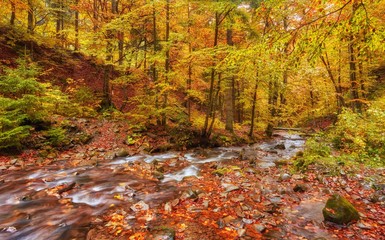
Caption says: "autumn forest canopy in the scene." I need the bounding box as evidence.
[1,0,385,164]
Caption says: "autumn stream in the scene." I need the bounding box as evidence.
[0,131,337,239]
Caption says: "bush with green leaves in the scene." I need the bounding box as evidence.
[296,103,385,169]
[0,59,72,149]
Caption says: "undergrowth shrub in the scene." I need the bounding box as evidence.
[0,59,75,149]
[296,104,385,170]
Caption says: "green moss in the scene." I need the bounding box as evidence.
[322,194,360,224]
[212,166,241,176]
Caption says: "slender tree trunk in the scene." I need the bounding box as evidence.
[118,32,124,65]
[225,28,234,132]
[249,74,259,137]
[101,65,113,108]
[27,0,34,33]
[267,79,279,137]
[186,0,192,122]
[348,0,361,112]
[348,39,360,112]
[93,0,98,32]
[320,53,345,111]
[152,1,160,125]
[56,0,62,41]
[161,0,170,126]
[10,1,16,25]
[202,11,219,138]
[74,0,79,51]
[208,73,222,137]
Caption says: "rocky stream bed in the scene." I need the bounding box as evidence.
[1,130,385,239]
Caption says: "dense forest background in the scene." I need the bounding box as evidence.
[1,0,385,162]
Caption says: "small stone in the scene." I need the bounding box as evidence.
[279,173,291,181]
[242,218,253,224]
[231,195,245,203]
[115,149,129,158]
[217,219,225,228]
[251,194,261,203]
[150,227,175,240]
[164,202,172,213]
[223,215,236,225]
[269,196,281,204]
[10,159,18,165]
[202,200,209,208]
[222,183,240,192]
[253,224,266,233]
[4,226,17,233]
[292,174,303,180]
[131,201,149,212]
[357,221,372,230]
[237,228,246,237]
[8,166,20,171]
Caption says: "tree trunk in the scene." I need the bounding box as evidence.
[186,0,192,122]
[161,0,170,126]
[74,0,79,51]
[27,0,34,33]
[118,32,124,65]
[320,53,345,111]
[348,0,361,112]
[208,73,222,137]
[10,1,16,25]
[101,65,113,108]
[202,11,219,138]
[152,0,160,125]
[249,75,259,137]
[225,28,234,132]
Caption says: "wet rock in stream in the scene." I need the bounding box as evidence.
[322,194,360,225]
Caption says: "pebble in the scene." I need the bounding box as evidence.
[237,228,246,237]
[131,201,149,212]
[253,224,266,233]
[242,218,253,224]
[280,173,291,181]
[357,221,372,230]
[222,183,240,192]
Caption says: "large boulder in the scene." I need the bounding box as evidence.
[322,194,360,224]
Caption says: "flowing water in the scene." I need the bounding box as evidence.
[0,130,306,239]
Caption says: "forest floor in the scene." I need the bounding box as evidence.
[1,117,385,239]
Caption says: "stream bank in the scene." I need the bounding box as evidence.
[1,130,385,239]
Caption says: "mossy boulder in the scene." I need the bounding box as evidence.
[322,194,360,224]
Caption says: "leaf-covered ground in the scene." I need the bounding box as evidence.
[87,157,385,239]
[1,118,385,239]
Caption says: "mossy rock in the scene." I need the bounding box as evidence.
[212,166,241,176]
[212,168,231,176]
[115,148,129,157]
[148,226,175,240]
[322,194,360,224]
